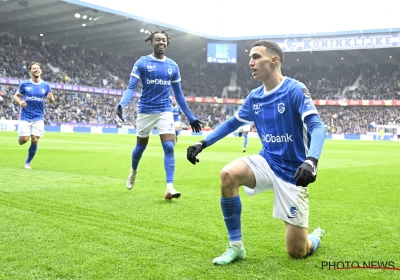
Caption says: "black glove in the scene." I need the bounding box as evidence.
[187,140,206,165]
[190,120,204,133]
[116,104,124,121]
[294,157,318,187]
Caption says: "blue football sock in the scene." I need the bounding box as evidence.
[243,133,248,148]
[220,196,242,242]
[131,143,147,170]
[162,140,175,184]
[26,143,38,163]
[308,234,321,254]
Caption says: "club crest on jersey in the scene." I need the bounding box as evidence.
[167,68,172,75]
[278,103,285,114]
[147,65,156,72]
[301,87,310,98]
[42,89,45,93]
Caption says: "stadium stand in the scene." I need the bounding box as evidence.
[1,22,400,136]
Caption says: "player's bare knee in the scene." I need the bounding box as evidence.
[30,136,40,144]
[220,164,234,178]
[220,166,236,185]
[19,137,28,145]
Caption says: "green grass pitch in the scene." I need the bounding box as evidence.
[0,131,399,279]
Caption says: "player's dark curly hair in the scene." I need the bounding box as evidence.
[145,29,171,46]
[252,40,284,64]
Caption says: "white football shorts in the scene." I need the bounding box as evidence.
[18,120,45,137]
[235,126,244,133]
[243,124,251,132]
[136,112,174,138]
[242,155,309,228]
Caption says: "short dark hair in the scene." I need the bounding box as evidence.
[145,29,171,46]
[28,62,41,70]
[252,40,284,64]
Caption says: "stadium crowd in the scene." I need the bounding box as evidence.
[1,34,400,133]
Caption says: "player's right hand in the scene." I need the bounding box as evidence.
[116,104,124,121]
[187,140,206,165]
[190,119,204,133]
[294,157,318,187]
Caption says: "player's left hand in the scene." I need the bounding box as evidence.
[116,104,124,121]
[190,119,204,133]
[294,157,318,187]
[187,140,206,165]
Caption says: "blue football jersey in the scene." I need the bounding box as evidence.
[18,79,51,121]
[235,77,319,184]
[130,55,181,113]
[172,104,181,122]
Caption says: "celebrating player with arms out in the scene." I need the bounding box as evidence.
[116,29,202,200]
[14,62,55,169]
[187,40,326,265]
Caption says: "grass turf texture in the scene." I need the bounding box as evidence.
[0,131,399,279]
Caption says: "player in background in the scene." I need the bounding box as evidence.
[116,29,202,200]
[171,99,181,143]
[379,128,385,140]
[187,40,326,265]
[13,62,55,169]
[241,122,254,152]
[397,126,400,140]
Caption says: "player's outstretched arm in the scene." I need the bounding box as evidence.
[186,117,244,165]
[118,76,139,108]
[171,82,203,132]
[116,76,139,121]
